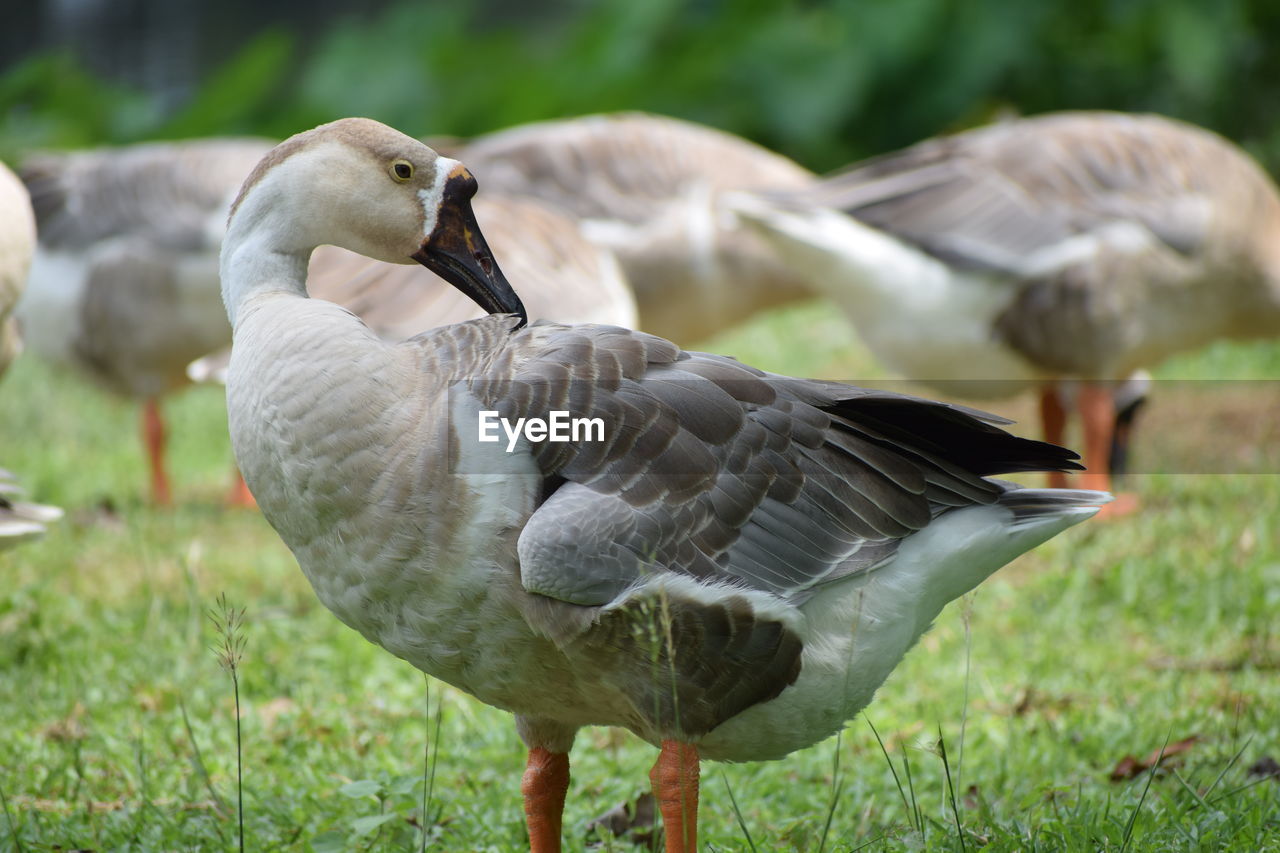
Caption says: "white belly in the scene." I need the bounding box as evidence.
[737,202,1044,398]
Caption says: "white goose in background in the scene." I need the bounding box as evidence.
[460,112,817,345]
[222,118,1109,852]
[17,138,274,505]
[731,111,1280,516]
[0,161,35,379]
[0,160,62,547]
[18,138,635,506]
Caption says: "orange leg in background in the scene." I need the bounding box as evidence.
[142,398,172,507]
[650,740,699,853]
[522,747,570,853]
[1039,385,1071,489]
[1077,384,1140,518]
[227,467,257,509]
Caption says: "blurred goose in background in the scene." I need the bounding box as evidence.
[461,112,817,345]
[17,138,274,505]
[1,161,62,547]
[19,138,635,506]
[0,160,35,380]
[732,111,1280,514]
[222,118,1108,852]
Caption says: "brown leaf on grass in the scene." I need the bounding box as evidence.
[1109,755,1146,782]
[1108,735,1200,781]
[585,791,658,847]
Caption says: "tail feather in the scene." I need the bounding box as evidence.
[0,470,63,551]
[995,484,1111,526]
[825,393,1086,476]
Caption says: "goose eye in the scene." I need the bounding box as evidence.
[391,160,414,182]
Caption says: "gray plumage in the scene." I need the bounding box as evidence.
[23,138,273,251]
[462,112,818,344]
[746,111,1280,381]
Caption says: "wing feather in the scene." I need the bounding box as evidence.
[451,323,1082,607]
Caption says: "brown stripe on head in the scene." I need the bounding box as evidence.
[227,118,433,223]
[227,130,315,224]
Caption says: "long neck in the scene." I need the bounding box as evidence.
[220,217,312,327]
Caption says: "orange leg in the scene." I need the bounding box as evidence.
[227,467,257,509]
[1039,385,1071,489]
[1077,383,1115,493]
[650,740,699,853]
[522,747,570,853]
[1077,384,1140,518]
[142,398,172,507]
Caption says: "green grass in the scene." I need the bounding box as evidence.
[2,299,1278,851]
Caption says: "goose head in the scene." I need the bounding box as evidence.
[221,117,526,325]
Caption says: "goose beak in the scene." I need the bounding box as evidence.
[412,167,528,327]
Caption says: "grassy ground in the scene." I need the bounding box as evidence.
[2,299,1278,851]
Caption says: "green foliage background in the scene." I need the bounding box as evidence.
[3,0,1279,171]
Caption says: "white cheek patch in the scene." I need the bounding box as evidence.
[418,157,462,239]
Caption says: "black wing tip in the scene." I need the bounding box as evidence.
[824,392,1090,478]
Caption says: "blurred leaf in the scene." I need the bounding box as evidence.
[296,5,448,134]
[3,0,1280,175]
[0,52,157,157]
[159,29,295,138]
[1109,735,1201,782]
[387,774,420,797]
[338,779,383,799]
[349,812,399,836]
[308,830,346,853]
[1160,0,1235,103]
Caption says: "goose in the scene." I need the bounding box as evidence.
[1,162,61,547]
[19,139,635,506]
[17,138,275,505]
[461,112,817,345]
[731,111,1280,516]
[222,117,1109,852]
